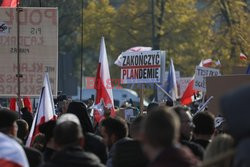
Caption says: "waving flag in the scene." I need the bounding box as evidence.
[240,53,247,60]
[1,0,19,7]
[165,58,178,101]
[114,46,152,67]
[94,37,115,122]
[9,97,32,112]
[181,60,212,105]
[0,132,29,167]
[26,73,56,147]
[202,58,213,67]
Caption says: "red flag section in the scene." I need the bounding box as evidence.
[1,0,19,7]
[94,37,115,122]
[240,53,247,60]
[9,97,32,112]
[181,59,213,105]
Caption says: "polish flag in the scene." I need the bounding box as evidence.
[202,59,213,67]
[94,37,115,122]
[26,73,56,147]
[180,60,211,105]
[114,46,152,67]
[240,53,247,60]
[1,0,19,7]
[0,132,29,167]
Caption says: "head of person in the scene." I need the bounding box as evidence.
[193,111,215,140]
[67,101,94,134]
[0,108,18,137]
[39,120,56,147]
[16,119,29,142]
[130,116,145,141]
[100,117,128,149]
[54,113,84,150]
[146,102,159,115]
[172,106,194,141]
[203,134,234,167]
[142,107,180,160]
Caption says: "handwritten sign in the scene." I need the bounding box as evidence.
[194,66,220,92]
[120,50,165,84]
[0,8,58,97]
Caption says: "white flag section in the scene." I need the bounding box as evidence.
[94,37,115,120]
[0,133,29,167]
[115,46,152,67]
[26,73,56,147]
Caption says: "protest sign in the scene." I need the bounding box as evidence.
[120,50,165,84]
[194,66,220,92]
[0,7,58,97]
[206,75,250,115]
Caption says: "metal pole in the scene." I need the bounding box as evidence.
[16,6,23,117]
[80,0,84,100]
[39,0,42,7]
[151,0,155,49]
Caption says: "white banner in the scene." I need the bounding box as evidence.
[0,7,58,97]
[194,66,220,92]
[120,50,165,84]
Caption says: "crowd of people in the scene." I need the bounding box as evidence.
[1,85,250,167]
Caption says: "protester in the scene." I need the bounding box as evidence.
[130,115,145,141]
[0,108,43,167]
[146,102,159,114]
[67,101,107,164]
[100,117,129,167]
[220,85,250,167]
[16,119,29,144]
[39,120,57,161]
[41,113,104,167]
[21,107,33,131]
[203,134,234,167]
[112,139,149,167]
[192,111,215,149]
[172,106,204,160]
[142,106,199,167]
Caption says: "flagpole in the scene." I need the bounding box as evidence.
[80,0,84,101]
[16,4,23,117]
[139,84,144,114]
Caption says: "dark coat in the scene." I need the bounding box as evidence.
[41,146,105,167]
[148,145,199,167]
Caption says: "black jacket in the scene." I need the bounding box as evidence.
[41,146,105,167]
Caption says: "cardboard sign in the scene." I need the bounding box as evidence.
[194,66,220,92]
[206,75,250,115]
[120,50,165,84]
[0,8,58,97]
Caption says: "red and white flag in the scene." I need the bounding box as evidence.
[114,46,152,67]
[240,53,247,60]
[0,132,29,167]
[94,37,115,122]
[1,0,19,7]
[180,60,211,105]
[202,58,213,67]
[26,73,56,147]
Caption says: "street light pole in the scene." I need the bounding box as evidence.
[16,5,23,117]
[80,0,84,101]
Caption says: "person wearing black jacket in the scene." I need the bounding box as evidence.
[41,113,104,167]
[67,101,107,164]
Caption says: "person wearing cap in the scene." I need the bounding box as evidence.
[0,108,43,167]
[41,113,104,167]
